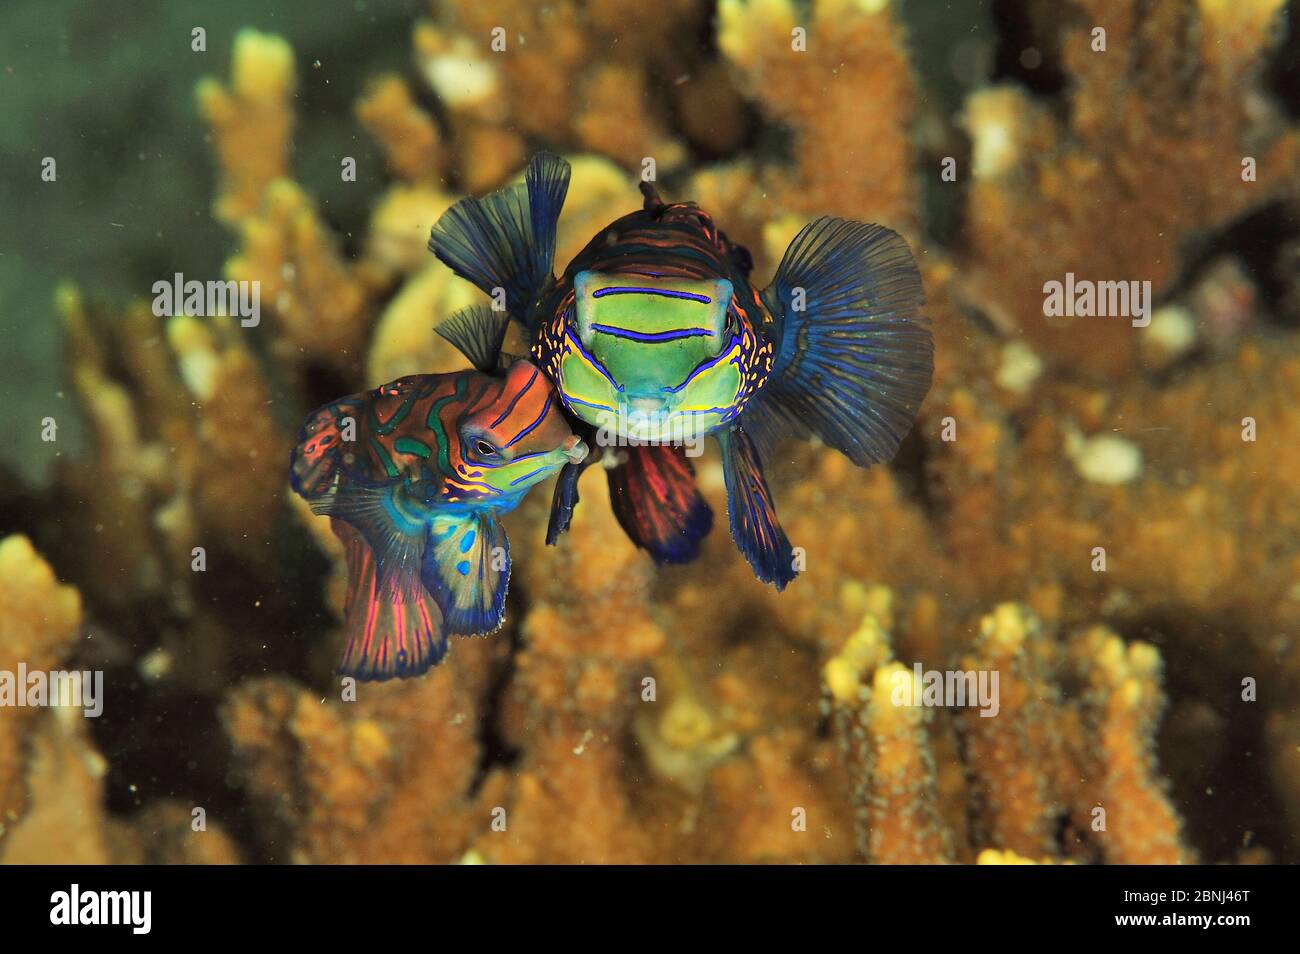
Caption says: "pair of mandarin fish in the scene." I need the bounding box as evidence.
[289,154,933,680]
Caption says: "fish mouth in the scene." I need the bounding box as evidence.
[621,394,672,432]
[624,394,667,415]
[562,437,588,465]
[626,393,666,410]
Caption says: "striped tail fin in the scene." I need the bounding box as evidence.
[332,519,448,681]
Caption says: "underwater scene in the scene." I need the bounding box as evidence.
[2,0,1299,871]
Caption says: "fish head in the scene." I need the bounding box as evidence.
[455,359,586,498]
[557,271,746,444]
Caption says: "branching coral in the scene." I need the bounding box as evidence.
[59,288,287,595]
[718,0,918,230]
[224,655,498,864]
[196,31,297,226]
[2,712,113,864]
[413,0,702,184]
[0,530,239,865]
[200,32,395,373]
[823,597,1191,863]
[1071,625,1192,864]
[824,601,955,862]
[961,0,1300,377]
[355,74,444,185]
[9,0,1300,867]
[956,604,1072,859]
[166,315,282,555]
[223,179,376,371]
[465,477,667,864]
[225,479,665,865]
[0,536,83,848]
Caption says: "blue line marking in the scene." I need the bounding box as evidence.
[505,393,552,448]
[508,466,549,486]
[565,328,623,392]
[591,286,712,304]
[489,368,538,428]
[662,334,742,393]
[564,395,617,412]
[591,324,715,343]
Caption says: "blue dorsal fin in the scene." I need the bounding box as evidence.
[421,511,510,636]
[427,152,571,329]
[750,217,932,467]
[716,427,797,590]
[436,305,510,373]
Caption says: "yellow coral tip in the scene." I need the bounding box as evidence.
[824,658,860,702]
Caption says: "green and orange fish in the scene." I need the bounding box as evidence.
[289,358,586,680]
[428,153,933,589]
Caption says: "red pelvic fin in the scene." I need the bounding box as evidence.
[607,444,713,564]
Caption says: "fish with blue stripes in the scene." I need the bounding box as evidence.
[289,356,586,680]
[427,153,932,590]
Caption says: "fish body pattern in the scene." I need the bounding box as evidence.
[289,360,585,680]
[428,154,932,590]
[534,201,771,445]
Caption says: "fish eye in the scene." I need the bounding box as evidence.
[473,439,497,457]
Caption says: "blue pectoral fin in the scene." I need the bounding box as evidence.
[421,512,511,636]
[545,421,597,547]
[754,217,932,467]
[427,152,571,329]
[545,458,587,546]
[717,428,797,590]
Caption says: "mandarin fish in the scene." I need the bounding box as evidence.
[427,153,932,590]
[289,359,586,680]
